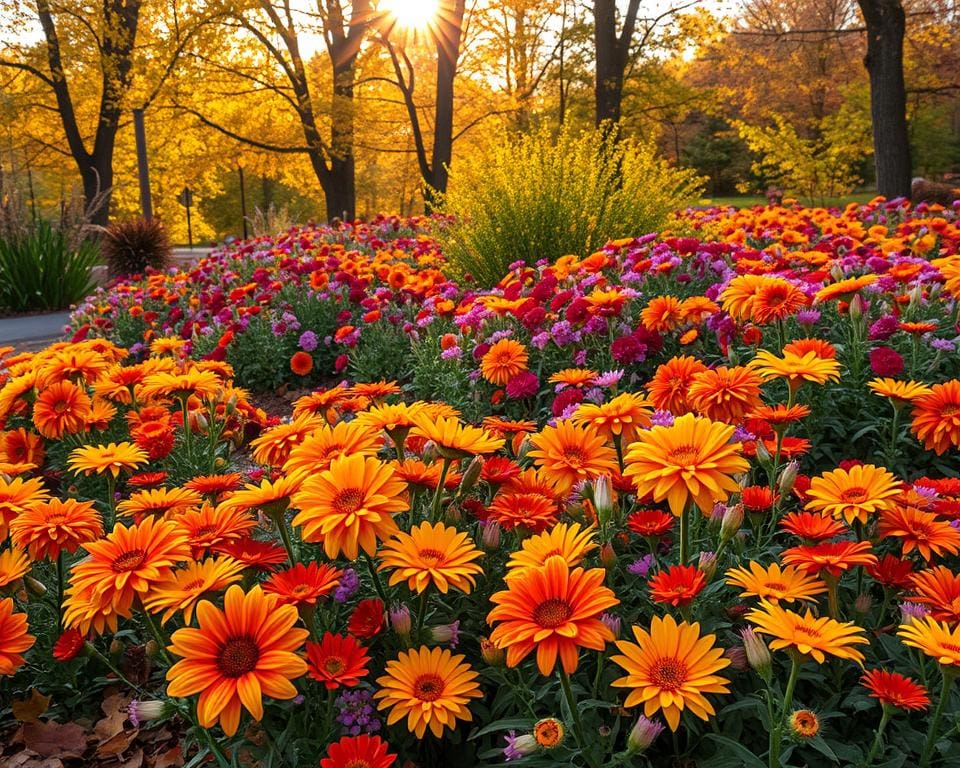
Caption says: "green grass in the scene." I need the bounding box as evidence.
[698,192,878,208]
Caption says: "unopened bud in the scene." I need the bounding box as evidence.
[599,542,617,569]
[778,461,800,497]
[427,620,460,648]
[725,645,748,671]
[109,638,124,658]
[421,441,437,464]
[908,282,923,311]
[600,612,621,639]
[627,715,665,754]
[854,593,872,618]
[457,457,484,497]
[740,627,772,682]
[225,394,238,416]
[755,439,772,466]
[719,504,744,544]
[515,435,533,462]
[698,552,717,580]
[849,293,864,321]
[24,576,47,597]
[480,636,505,666]
[593,476,613,526]
[480,521,501,551]
[127,699,172,727]
[389,603,411,638]
[830,263,844,282]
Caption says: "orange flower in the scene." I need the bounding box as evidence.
[504,522,597,572]
[750,279,809,324]
[290,351,314,376]
[861,669,929,711]
[640,296,684,333]
[166,585,308,736]
[306,632,370,690]
[0,475,49,541]
[488,492,558,533]
[410,416,504,459]
[480,339,529,386]
[9,498,103,561]
[184,473,244,499]
[33,380,93,439]
[648,565,706,606]
[746,599,868,664]
[623,413,749,516]
[878,506,960,562]
[68,442,149,479]
[779,511,847,541]
[814,274,877,303]
[263,562,343,606]
[0,428,44,467]
[320,735,396,768]
[686,366,763,424]
[527,420,618,495]
[177,502,257,558]
[378,522,483,594]
[627,508,674,537]
[143,556,245,624]
[548,369,599,389]
[487,556,618,676]
[572,392,653,445]
[910,380,960,455]
[0,597,35,676]
[725,561,827,604]
[781,540,877,577]
[283,421,383,474]
[645,356,708,415]
[749,350,841,392]
[116,487,202,519]
[909,566,960,623]
[804,464,901,525]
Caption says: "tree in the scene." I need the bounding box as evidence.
[857,0,912,197]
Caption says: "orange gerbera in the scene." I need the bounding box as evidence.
[9,498,103,561]
[504,522,597,572]
[250,413,326,467]
[378,522,483,594]
[487,555,618,676]
[263,562,343,606]
[68,442,149,479]
[783,339,837,360]
[527,420,618,495]
[749,350,841,392]
[746,599,868,664]
[390,459,462,492]
[646,356,708,415]
[63,516,191,634]
[611,614,730,731]
[290,351,314,376]
[220,472,305,518]
[779,511,847,541]
[480,339,529,386]
[0,428,44,467]
[749,404,811,426]
[320,735,397,768]
[686,366,763,424]
[184,473,244,499]
[166,585,308,736]
[910,380,960,455]
[0,475,49,541]
[0,548,30,588]
[750,279,809,324]
[177,502,257,558]
[861,669,929,711]
[878,506,960,562]
[640,295,684,333]
[374,646,482,738]
[897,616,960,667]
[548,369,598,389]
[116,487,203,519]
[291,454,408,560]
[410,416,504,460]
[648,565,707,607]
[488,492,558,533]
[781,540,877,577]
[627,508,674,537]
[349,380,401,400]
[33,380,93,439]
[572,392,653,445]
[804,464,901,525]
[725,561,827,604]
[143,556,246,624]
[0,597,35,676]
[867,378,933,407]
[720,274,778,321]
[139,369,221,402]
[623,413,749,517]
[307,632,370,690]
[909,566,960,623]
[814,274,877,303]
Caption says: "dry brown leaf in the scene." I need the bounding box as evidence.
[116,748,144,768]
[0,754,64,768]
[20,721,87,759]
[95,728,138,758]
[11,690,51,723]
[149,746,183,768]
[94,693,131,742]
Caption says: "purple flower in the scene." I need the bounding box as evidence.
[441,346,463,361]
[795,309,821,326]
[335,689,381,736]
[650,410,675,427]
[333,568,359,603]
[298,330,319,351]
[931,338,955,352]
[627,554,655,577]
[506,371,539,399]
[869,315,899,341]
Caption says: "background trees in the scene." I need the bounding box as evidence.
[0,0,957,240]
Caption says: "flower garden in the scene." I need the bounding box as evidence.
[3,198,960,767]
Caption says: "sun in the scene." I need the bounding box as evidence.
[380,0,440,31]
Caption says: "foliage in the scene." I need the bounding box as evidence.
[437,123,704,286]
[99,218,172,279]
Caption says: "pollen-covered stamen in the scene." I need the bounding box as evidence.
[413,673,445,702]
[217,635,260,678]
[533,598,573,628]
[111,549,147,573]
[650,657,688,691]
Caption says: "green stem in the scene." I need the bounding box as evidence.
[770,654,801,768]
[558,667,599,768]
[592,650,604,700]
[679,503,690,566]
[363,552,389,604]
[56,551,66,625]
[613,433,624,475]
[919,671,954,768]
[429,457,452,522]
[863,706,892,768]
[179,395,193,464]
[104,474,117,530]
[197,718,233,768]
[141,609,173,665]
[824,572,840,619]
[415,587,430,635]
[88,644,145,695]
[887,405,901,469]
[271,508,297,564]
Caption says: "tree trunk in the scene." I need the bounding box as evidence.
[858,0,912,198]
[427,0,466,202]
[326,56,358,220]
[593,0,623,125]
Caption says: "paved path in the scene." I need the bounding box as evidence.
[0,310,71,352]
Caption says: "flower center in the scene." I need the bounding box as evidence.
[332,488,364,516]
[183,579,206,591]
[54,400,71,414]
[650,657,688,691]
[217,635,260,678]
[840,487,869,504]
[344,759,371,768]
[413,673,445,702]
[112,549,146,573]
[291,583,314,596]
[941,404,960,417]
[324,656,346,675]
[562,447,586,468]
[195,524,219,537]
[667,445,699,466]
[795,624,822,639]
[533,598,573,628]
[764,581,788,592]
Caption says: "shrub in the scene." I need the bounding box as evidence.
[100,217,172,278]
[0,221,98,312]
[437,123,703,286]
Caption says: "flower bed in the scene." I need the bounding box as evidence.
[1,198,959,766]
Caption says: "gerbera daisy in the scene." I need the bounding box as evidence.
[781,540,877,577]
[527,420,618,495]
[572,392,653,445]
[720,274,778,321]
[52,627,87,662]
[128,471,169,489]
[216,538,288,570]
[627,509,674,537]
[116,487,203,519]
[263,562,343,606]
[749,350,841,392]
[68,442,149,479]
[803,464,901,525]
[0,475,49,541]
[749,404,811,426]
[307,632,371,689]
[479,456,522,486]
[482,417,538,436]
[741,486,778,515]
[374,645,482,738]
[0,548,30,588]
[250,413,326,467]
[640,295,684,333]
[611,614,730,731]
[284,421,384,475]
[488,492,558,533]
[648,565,707,607]
[349,598,385,639]
[779,511,847,541]
[166,585,308,736]
[878,506,960,561]
[813,274,877,303]
[480,339,529,386]
[868,378,933,407]
[139,369,221,402]
[750,279,809,324]
[0,597,35,676]
[220,472,306,518]
[9,498,103,561]
[897,615,960,667]
[131,420,174,461]
[0,427,44,467]
[32,380,93,440]
[725,561,827,604]
[783,339,837,360]
[487,555,618,676]
[292,454,408,560]
[548,369,599,389]
[183,473,243,499]
[410,416,504,460]
[623,413,749,517]
[390,459,462,492]
[686,366,764,424]
[909,566,960,623]
[63,516,191,635]
[143,556,245,624]
[320,734,397,768]
[866,554,916,591]
[178,502,257,558]
[861,669,929,711]
[910,380,960,455]
[746,600,868,664]
[290,351,314,376]
[645,356,708,415]
[354,403,424,456]
[504,522,597,572]
[378,522,483,595]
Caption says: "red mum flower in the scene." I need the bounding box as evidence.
[52,628,87,661]
[320,735,397,768]
[627,509,674,537]
[306,633,371,690]
[866,554,916,590]
[348,598,385,639]
[861,669,929,711]
[648,565,706,606]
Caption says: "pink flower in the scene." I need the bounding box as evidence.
[870,346,904,376]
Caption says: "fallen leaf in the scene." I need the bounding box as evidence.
[94,693,131,742]
[11,690,51,723]
[21,721,86,759]
[116,749,144,768]
[150,746,183,768]
[95,728,138,758]
[0,754,64,768]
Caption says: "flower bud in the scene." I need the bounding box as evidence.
[593,476,613,526]
[849,293,864,321]
[778,461,800,497]
[389,603,412,638]
[709,502,726,529]
[533,718,565,750]
[421,441,437,464]
[109,638,124,658]
[127,699,173,727]
[789,709,820,741]
[627,715,665,754]
[24,576,47,597]
[899,601,927,625]
[480,636,505,666]
[830,263,844,283]
[599,542,617,569]
[854,593,872,618]
[458,456,484,497]
[719,503,744,544]
[754,439,772,466]
[480,521,501,551]
[194,411,209,433]
[145,640,160,659]
[698,551,717,580]
[740,627,772,683]
[725,646,748,671]
[600,612,621,639]
[503,732,537,761]
[427,620,461,648]
[515,435,532,462]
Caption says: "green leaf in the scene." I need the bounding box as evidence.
[469,717,535,740]
[705,734,767,768]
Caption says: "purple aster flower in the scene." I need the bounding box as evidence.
[627,554,655,577]
[333,568,359,603]
[298,330,319,352]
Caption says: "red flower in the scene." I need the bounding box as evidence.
[627,509,674,537]
[870,347,904,377]
[320,735,397,768]
[861,669,929,711]
[648,565,706,606]
[306,633,371,690]
[348,598,385,639]
[53,628,87,661]
[866,554,915,590]
[741,486,778,514]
